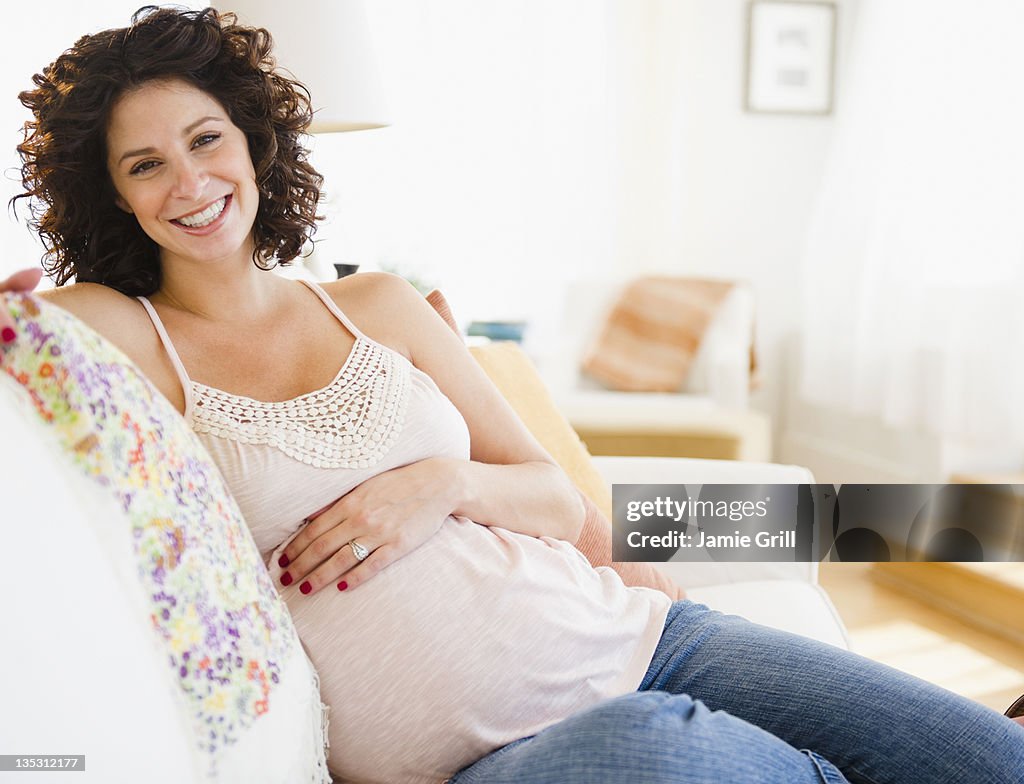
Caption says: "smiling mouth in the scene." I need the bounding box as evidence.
[172,195,229,228]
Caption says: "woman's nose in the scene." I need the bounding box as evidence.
[171,159,208,201]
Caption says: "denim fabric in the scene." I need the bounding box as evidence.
[452,600,1024,783]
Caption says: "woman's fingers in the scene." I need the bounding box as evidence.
[332,545,394,592]
[279,518,354,588]
[278,506,410,596]
[283,528,391,596]
[278,500,388,593]
[2,268,43,291]
[299,542,394,596]
[292,537,363,595]
[277,462,452,595]
[277,499,348,570]
[0,268,44,344]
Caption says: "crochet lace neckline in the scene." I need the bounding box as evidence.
[190,337,410,470]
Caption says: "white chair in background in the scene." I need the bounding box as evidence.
[536,279,771,462]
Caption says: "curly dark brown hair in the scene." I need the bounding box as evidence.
[12,5,324,296]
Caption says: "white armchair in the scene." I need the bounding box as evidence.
[535,279,771,462]
[540,279,757,409]
[592,455,850,649]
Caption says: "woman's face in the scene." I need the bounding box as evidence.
[106,79,261,271]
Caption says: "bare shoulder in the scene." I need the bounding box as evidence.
[320,272,444,358]
[320,271,424,317]
[37,282,162,361]
[38,282,137,324]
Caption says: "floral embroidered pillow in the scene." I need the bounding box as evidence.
[0,294,330,783]
[1,377,206,781]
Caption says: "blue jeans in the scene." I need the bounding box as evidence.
[451,601,1024,783]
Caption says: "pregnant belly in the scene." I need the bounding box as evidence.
[270,517,667,784]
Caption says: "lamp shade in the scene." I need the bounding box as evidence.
[222,0,390,132]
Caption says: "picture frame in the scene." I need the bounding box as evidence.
[745,0,837,115]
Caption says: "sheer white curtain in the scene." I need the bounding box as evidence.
[799,0,1024,448]
[309,0,620,333]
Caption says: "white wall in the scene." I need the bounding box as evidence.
[307,0,862,461]
[614,1,1016,482]
[607,0,859,455]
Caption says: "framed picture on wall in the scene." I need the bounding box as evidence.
[745,0,837,115]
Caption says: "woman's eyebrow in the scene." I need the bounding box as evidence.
[183,115,224,134]
[117,116,225,165]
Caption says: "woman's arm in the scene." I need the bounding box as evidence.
[389,276,585,539]
[278,273,585,595]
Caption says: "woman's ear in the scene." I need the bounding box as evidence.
[115,196,134,215]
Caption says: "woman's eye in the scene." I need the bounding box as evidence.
[129,160,159,176]
[193,132,220,148]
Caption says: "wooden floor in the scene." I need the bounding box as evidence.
[819,562,1024,713]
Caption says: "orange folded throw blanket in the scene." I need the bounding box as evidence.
[582,276,750,393]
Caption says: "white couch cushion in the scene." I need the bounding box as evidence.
[1,381,202,782]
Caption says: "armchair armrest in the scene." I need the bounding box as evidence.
[590,455,819,588]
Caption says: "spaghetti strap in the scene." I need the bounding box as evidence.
[298,279,369,341]
[137,296,196,423]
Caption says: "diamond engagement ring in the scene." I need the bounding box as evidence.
[349,539,370,562]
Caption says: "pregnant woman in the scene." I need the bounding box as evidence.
[7,7,1022,783]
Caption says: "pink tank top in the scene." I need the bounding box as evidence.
[138,280,671,784]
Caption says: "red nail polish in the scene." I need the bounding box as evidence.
[299,581,312,595]
[280,571,293,586]
[1,327,15,344]
[337,581,348,591]
[278,553,290,568]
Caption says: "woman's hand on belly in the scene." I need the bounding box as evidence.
[277,457,463,595]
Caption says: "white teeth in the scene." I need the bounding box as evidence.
[177,197,227,227]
